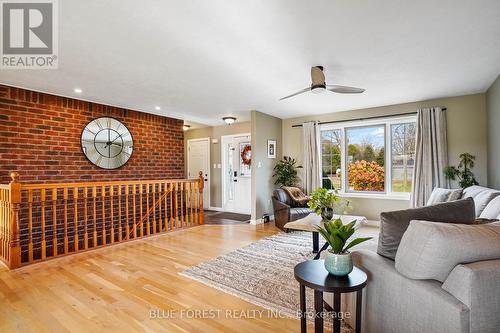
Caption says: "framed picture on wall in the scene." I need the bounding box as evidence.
[267,139,276,159]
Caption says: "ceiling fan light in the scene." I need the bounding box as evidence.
[222,116,237,125]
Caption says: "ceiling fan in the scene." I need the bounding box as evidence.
[279,66,365,100]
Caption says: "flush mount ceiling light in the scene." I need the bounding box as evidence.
[183,124,191,131]
[222,116,237,125]
[155,106,161,111]
[74,88,82,94]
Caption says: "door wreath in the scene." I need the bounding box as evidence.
[241,144,252,166]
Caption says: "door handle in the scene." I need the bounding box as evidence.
[233,179,238,182]
[204,179,208,181]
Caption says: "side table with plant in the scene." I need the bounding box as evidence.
[317,219,372,276]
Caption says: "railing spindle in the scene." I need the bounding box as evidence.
[92,187,97,248]
[110,186,114,244]
[83,187,88,250]
[63,188,68,254]
[28,189,33,262]
[146,184,150,236]
[152,183,157,234]
[101,186,106,245]
[133,184,137,239]
[52,188,58,257]
[125,185,130,240]
[73,187,79,252]
[40,189,46,260]
[118,185,122,242]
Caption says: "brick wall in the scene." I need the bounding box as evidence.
[0,84,185,184]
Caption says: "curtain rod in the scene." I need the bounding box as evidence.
[291,108,447,128]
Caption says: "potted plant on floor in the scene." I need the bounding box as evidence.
[272,156,302,187]
[317,218,372,276]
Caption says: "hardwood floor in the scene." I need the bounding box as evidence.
[0,222,308,333]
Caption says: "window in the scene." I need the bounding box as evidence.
[346,125,385,192]
[320,116,416,198]
[320,129,342,190]
[391,123,416,193]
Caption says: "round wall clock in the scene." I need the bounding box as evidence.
[81,117,133,169]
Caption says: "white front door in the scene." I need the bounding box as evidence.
[187,138,210,209]
[222,134,251,214]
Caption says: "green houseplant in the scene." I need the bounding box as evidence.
[317,218,373,276]
[272,156,302,187]
[444,153,479,189]
[307,188,351,220]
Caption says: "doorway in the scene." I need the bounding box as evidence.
[187,138,210,209]
[221,133,252,214]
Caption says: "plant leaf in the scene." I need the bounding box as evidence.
[343,237,373,252]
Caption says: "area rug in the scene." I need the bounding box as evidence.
[180,231,377,332]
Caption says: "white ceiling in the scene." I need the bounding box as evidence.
[1,0,500,126]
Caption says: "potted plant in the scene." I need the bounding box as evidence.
[317,218,372,276]
[272,156,302,187]
[444,153,479,189]
[307,188,347,220]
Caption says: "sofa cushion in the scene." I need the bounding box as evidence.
[426,188,463,205]
[377,198,476,260]
[395,220,500,282]
[479,195,500,220]
[462,185,500,217]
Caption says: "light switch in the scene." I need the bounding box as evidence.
[258,162,262,168]
[213,164,217,169]
[217,164,221,169]
[212,138,219,144]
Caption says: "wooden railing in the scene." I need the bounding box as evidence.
[0,172,204,269]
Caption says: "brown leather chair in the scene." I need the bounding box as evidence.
[272,188,313,230]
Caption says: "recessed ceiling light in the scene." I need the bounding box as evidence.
[74,88,82,94]
[155,106,161,111]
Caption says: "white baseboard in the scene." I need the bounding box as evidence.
[207,206,224,212]
[250,219,264,225]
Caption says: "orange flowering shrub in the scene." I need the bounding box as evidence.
[348,160,385,191]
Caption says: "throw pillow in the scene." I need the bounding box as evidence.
[395,220,500,282]
[377,198,476,260]
[479,196,500,220]
[426,188,463,206]
[462,186,500,216]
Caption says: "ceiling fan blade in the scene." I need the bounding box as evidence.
[279,87,311,100]
[311,66,325,86]
[327,85,365,94]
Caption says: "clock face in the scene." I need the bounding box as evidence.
[81,117,133,169]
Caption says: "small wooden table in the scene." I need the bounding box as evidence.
[284,214,367,259]
[294,260,367,333]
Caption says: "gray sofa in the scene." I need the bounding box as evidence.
[350,186,500,333]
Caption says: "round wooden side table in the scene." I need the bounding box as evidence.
[294,260,367,333]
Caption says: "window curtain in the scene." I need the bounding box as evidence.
[302,121,321,194]
[411,107,448,207]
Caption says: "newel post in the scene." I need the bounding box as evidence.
[198,171,204,225]
[8,172,21,269]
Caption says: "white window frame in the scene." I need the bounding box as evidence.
[320,115,416,200]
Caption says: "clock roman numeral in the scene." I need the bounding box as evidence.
[95,119,103,130]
